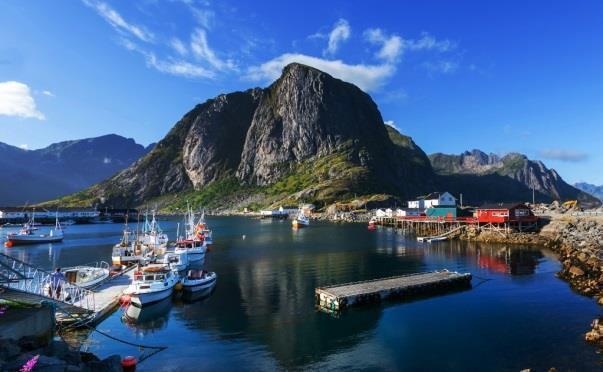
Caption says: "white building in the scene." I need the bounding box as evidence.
[408,192,457,209]
[395,208,421,217]
[0,208,26,219]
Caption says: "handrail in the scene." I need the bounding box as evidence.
[0,252,96,312]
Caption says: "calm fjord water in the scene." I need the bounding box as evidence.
[2,217,601,371]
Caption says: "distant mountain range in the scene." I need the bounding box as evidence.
[41,63,600,210]
[429,150,600,207]
[574,182,603,201]
[0,135,153,205]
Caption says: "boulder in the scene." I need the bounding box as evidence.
[569,266,585,277]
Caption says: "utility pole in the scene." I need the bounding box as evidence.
[531,168,535,205]
[460,193,463,208]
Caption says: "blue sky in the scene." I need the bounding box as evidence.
[1,0,602,184]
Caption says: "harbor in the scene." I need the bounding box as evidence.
[1,216,601,370]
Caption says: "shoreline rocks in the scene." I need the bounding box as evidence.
[0,336,121,371]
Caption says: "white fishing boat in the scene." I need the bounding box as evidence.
[292,210,309,228]
[181,269,217,293]
[55,262,110,289]
[174,239,206,262]
[123,265,179,307]
[62,219,76,226]
[173,206,207,262]
[162,251,188,271]
[111,225,149,266]
[139,211,169,251]
[6,215,64,246]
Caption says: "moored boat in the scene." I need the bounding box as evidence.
[57,262,110,289]
[292,210,310,228]
[162,251,188,271]
[6,215,64,246]
[181,269,217,292]
[174,239,206,262]
[123,265,179,307]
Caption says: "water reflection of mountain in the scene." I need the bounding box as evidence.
[173,248,425,369]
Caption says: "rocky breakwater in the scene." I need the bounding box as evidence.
[540,216,603,346]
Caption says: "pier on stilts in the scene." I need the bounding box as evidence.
[316,270,472,312]
[0,252,135,327]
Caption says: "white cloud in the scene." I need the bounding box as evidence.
[0,81,45,120]
[170,38,188,56]
[422,60,459,74]
[41,90,55,97]
[324,19,351,56]
[538,149,589,162]
[246,53,394,92]
[364,29,403,63]
[364,29,454,63]
[19,144,29,150]
[103,157,111,164]
[83,0,154,43]
[121,39,214,79]
[190,28,236,71]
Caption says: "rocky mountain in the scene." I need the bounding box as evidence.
[58,63,434,209]
[574,182,603,201]
[430,150,600,207]
[53,64,600,211]
[0,135,151,205]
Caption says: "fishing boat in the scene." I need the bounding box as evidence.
[123,265,179,307]
[194,210,213,246]
[61,219,76,226]
[111,225,149,266]
[162,251,188,271]
[181,269,217,293]
[292,210,310,228]
[6,216,64,246]
[138,211,169,251]
[173,206,207,262]
[46,262,110,292]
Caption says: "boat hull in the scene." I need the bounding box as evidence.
[182,276,217,292]
[7,235,64,245]
[129,286,174,307]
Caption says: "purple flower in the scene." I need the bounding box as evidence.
[0,305,8,316]
[20,354,39,372]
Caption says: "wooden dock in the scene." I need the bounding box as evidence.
[315,270,472,312]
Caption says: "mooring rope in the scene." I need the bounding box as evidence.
[54,302,167,364]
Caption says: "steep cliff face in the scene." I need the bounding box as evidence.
[58,63,434,208]
[430,150,601,207]
[183,89,262,187]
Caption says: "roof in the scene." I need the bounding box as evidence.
[426,205,458,210]
[479,203,529,210]
[412,192,455,200]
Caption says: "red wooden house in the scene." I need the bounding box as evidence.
[476,203,537,224]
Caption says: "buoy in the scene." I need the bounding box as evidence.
[121,356,137,372]
[4,241,13,248]
[174,282,183,291]
[119,294,131,307]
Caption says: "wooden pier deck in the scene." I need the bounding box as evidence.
[85,266,136,324]
[316,270,472,312]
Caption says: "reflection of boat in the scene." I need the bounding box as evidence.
[123,265,179,307]
[182,269,216,292]
[6,215,64,245]
[123,296,172,328]
[292,210,309,228]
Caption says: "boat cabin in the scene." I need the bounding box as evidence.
[176,239,204,248]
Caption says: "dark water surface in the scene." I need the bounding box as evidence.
[2,217,601,371]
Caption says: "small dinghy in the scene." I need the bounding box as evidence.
[63,262,110,288]
[123,265,179,307]
[162,251,188,272]
[181,269,217,293]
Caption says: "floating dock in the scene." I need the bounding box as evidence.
[315,270,472,312]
